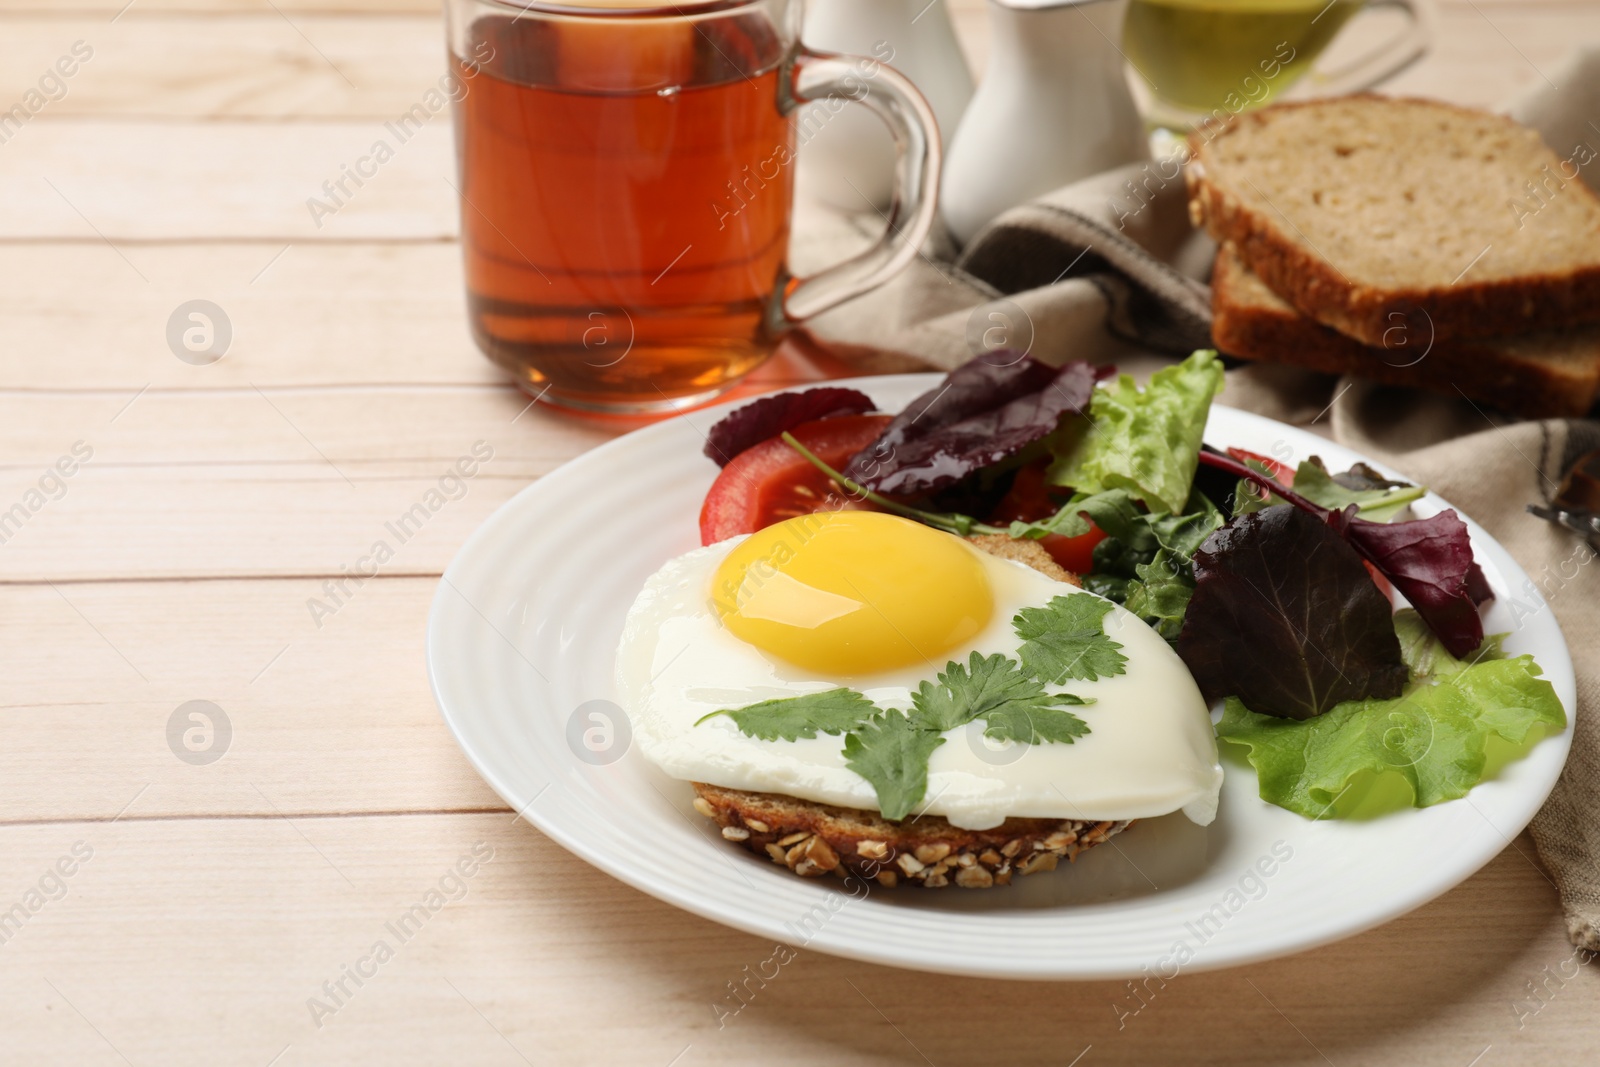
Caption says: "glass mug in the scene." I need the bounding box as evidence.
[1122,0,1435,130]
[444,0,941,414]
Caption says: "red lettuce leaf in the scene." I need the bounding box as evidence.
[1328,507,1485,658]
[1465,562,1494,606]
[703,387,876,466]
[1176,505,1408,719]
[843,354,1108,495]
[1197,449,1486,658]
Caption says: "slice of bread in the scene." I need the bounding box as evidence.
[692,782,1128,890]
[1188,96,1600,345]
[1211,244,1600,418]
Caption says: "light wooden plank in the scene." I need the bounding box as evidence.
[0,813,1585,1065]
[0,242,501,390]
[0,15,447,119]
[0,197,869,389]
[0,121,455,239]
[0,577,507,821]
[0,387,600,580]
[0,2,442,11]
[0,335,857,581]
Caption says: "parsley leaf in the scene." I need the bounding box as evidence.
[911,651,1091,739]
[842,711,945,821]
[1012,593,1128,683]
[695,688,878,741]
[982,703,1090,745]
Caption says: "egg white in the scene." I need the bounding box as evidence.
[615,536,1223,831]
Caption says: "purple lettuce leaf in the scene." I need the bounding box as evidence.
[702,387,876,466]
[1329,507,1486,658]
[843,354,1108,495]
[1197,450,1486,659]
[1176,505,1409,719]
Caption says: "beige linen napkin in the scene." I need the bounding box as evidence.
[803,53,1600,950]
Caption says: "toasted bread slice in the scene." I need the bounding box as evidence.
[1188,96,1600,345]
[1211,244,1600,418]
[692,782,1128,889]
[968,533,1081,585]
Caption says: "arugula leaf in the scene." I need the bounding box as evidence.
[1009,487,1144,542]
[1013,593,1128,683]
[1047,349,1225,514]
[910,651,1091,733]
[1292,458,1425,523]
[842,712,946,821]
[1123,549,1194,642]
[1216,653,1565,818]
[983,703,1090,745]
[696,688,878,741]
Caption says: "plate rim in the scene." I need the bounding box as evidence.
[427,373,1575,980]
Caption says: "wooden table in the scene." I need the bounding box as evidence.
[0,0,1594,1062]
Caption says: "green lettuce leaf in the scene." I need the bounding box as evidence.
[1047,349,1225,514]
[1216,653,1565,818]
[1394,608,1507,678]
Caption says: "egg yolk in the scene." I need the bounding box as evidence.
[711,512,993,675]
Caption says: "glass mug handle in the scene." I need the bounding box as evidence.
[1303,0,1437,96]
[777,48,942,325]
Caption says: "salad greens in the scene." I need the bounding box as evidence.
[1216,614,1564,817]
[703,386,874,466]
[1176,505,1408,719]
[1291,457,1426,522]
[698,593,1121,821]
[708,347,1564,820]
[842,356,1106,496]
[1234,456,1425,521]
[1046,349,1225,515]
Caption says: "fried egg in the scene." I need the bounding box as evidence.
[615,512,1222,830]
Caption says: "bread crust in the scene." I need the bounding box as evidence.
[1188,95,1600,345]
[692,782,1129,890]
[1210,245,1600,418]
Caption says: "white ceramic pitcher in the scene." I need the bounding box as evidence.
[942,0,1148,246]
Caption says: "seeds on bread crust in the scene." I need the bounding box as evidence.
[691,782,1130,890]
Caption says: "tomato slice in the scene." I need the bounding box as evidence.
[987,460,1106,574]
[699,414,893,545]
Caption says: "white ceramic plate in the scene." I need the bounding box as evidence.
[427,375,1574,980]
